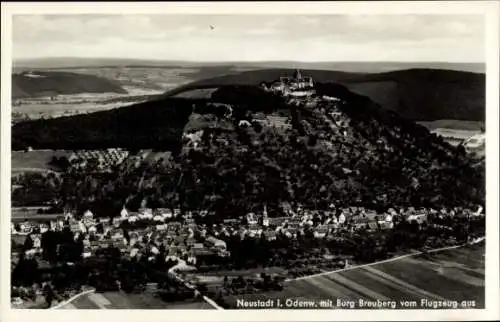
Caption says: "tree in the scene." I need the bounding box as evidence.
[23,235,34,251]
[43,283,55,308]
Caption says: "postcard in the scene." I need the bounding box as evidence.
[1,1,499,322]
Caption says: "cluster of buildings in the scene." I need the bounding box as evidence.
[204,203,485,243]
[11,207,230,268]
[12,201,484,271]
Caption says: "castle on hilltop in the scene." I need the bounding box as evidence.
[263,69,315,98]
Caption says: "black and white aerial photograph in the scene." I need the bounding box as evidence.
[1,2,499,321]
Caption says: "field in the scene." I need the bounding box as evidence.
[56,291,215,309]
[11,66,197,120]
[222,242,485,309]
[11,150,71,172]
[417,120,485,131]
[429,128,481,146]
[172,87,219,99]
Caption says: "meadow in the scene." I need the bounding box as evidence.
[11,150,71,170]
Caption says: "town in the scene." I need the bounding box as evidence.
[10,70,487,309]
[12,197,485,308]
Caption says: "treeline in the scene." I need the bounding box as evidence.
[12,71,127,99]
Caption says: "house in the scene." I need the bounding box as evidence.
[130,248,140,258]
[128,215,139,223]
[152,215,165,222]
[187,255,197,265]
[49,221,58,231]
[25,234,41,249]
[145,283,158,292]
[223,218,239,225]
[83,209,93,219]
[191,248,213,257]
[379,221,394,230]
[169,246,182,256]
[323,95,341,102]
[98,217,110,224]
[167,223,181,234]
[264,231,277,241]
[70,223,80,232]
[248,223,260,233]
[156,224,168,231]
[139,213,153,220]
[353,219,371,230]
[407,214,428,224]
[367,222,379,231]
[120,208,129,219]
[268,217,287,226]
[246,213,258,225]
[157,208,173,218]
[314,226,329,238]
[174,235,186,245]
[19,222,33,235]
[139,207,153,216]
[82,247,93,258]
[192,243,204,249]
[186,238,196,246]
[205,236,226,250]
[111,229,124,240]
[39,224,49,234]
[150,245,160,255]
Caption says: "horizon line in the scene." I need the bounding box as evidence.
[13,57,486,64]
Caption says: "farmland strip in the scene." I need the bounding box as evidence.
[362,265,447,301]
[359,267,436,301]
[71,295,101,309]
[339,269,418,301]
[88,293,111,309]
[307,274,367,300]
[327,273,391,301]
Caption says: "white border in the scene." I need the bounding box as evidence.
[1,2,499,322]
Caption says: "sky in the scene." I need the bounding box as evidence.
[12,14,485,62]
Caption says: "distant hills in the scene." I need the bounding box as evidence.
[12,71,127,99]
[168,68,485,122]
[13,57,485,73]
[10,61,485,122]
